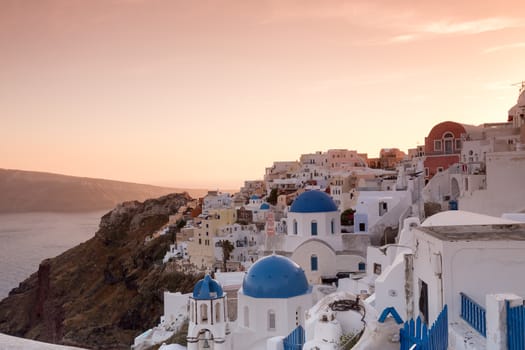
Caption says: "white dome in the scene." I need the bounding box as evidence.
[422,210,519,227]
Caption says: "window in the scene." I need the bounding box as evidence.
[379,201,388,216]
[373,263,382,275]
[437,167,444,172]
[311,221,318,236]
[455,139,461,150]
[359,223,366,232]
[331,219,335,234]
[434,140,442,151]
[424,168,429,177]
[215,302,221,322]
[198,238,202,244]
[444,139,453,154]
[244,306,249,328]
[311,255,318,271]
[443,132,454,154]
[419,280,429,324]
[200,304,208,322]
[293,220,298,235]
[358,262,366,271]
[268,310,276,331]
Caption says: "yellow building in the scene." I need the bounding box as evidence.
[187,208,237,269]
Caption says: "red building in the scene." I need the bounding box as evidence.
[423,121,479,181]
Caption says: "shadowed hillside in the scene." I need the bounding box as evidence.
[0,169,209,213]
[0,193,203,349]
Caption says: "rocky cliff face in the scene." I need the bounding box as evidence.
[0,193,202,349]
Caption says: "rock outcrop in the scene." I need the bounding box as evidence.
[0,193,202,349]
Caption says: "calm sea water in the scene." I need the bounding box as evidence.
[0,211,107,299]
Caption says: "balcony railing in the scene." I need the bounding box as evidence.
[460,292,486,337]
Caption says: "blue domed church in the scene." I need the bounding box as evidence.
[267,190,367,284]
[187,275,230,350]
[235,254,313,349]
[187,255,314,350]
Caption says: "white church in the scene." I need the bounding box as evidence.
[267,190,369,284]
[185,254,315,350]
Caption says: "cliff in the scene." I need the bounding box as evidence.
[0,169,209,213]
[0,193,202,349]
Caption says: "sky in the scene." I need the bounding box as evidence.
[1,0,525,190]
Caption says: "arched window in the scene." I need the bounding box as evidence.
[215,302,221,322]
[443,132,454,154]
[200,303,208,323]
[293,220,298,235]
[311,221,318,236]
[244,306,249,328]
[268,310,276,331]
[331,219,335,234]
[311,255,318,271]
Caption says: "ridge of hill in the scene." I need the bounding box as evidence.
[0,193,202,349]
[0,169,209,213]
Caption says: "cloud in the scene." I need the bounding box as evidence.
[389,34,420,43]
[387,17,525,44]
[483,42,525,53]
[262,1,525,46]
[422,17,525,35]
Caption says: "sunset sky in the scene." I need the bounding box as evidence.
[1,0,525,190]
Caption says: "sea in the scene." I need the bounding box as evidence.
[0,211,107,299]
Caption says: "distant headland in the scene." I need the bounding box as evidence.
[0,168,209,213]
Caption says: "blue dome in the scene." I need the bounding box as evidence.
[260,203,270,210]
[242,255,310,298]
[250,195,260,200]
[290,190,338,213]
[192,275,224,300]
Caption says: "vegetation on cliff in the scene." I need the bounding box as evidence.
[0,193,202,349]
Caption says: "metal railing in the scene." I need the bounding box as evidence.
[460,292,486,337]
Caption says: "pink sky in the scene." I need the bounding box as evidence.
[1,0,525,189]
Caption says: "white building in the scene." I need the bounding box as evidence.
[423,86,525,217]
[181,255,315,350]
[187,275,230,350]
[163,242,189,263]
[133,292,191,350]
[233,255,314,349]
[214,223,264,269]
[266,190,368,284]
[363,211,525,350]
[203,191,233,213]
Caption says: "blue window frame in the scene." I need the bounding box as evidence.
[311,221,318,236]
[311,255,318,271]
